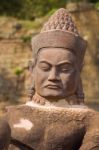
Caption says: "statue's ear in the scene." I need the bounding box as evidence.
[79,62,84,72]
[76,76,84,105]
[28,59,35,73]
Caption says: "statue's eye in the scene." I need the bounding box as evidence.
[61,68,70,72]
[39,63,51,71]
[60,64,72,72]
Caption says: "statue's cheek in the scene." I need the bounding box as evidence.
[61,71,78,93]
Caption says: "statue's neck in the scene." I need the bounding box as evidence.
[30,93,82,107]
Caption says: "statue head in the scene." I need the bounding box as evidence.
[29,8,87,105]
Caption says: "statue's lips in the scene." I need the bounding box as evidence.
[45,84,61,89]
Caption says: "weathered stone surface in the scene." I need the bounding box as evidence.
[6,105,99,150]
[0,8,99,150]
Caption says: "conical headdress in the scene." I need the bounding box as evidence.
[31,8,87,67]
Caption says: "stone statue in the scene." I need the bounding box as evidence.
[0,8,99,150]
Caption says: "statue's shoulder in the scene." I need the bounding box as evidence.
[5,103,40,136]
[5,103,37,122]
[6,104,32,113]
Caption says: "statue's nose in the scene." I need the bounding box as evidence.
[48,68,60,81]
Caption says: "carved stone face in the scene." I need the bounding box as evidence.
[33,48,79,100]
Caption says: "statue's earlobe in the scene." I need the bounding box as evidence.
[28,59,35,73]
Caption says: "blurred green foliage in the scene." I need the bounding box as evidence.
[95,2,99,9]
[0,0,98,19]
[21,35,31,43]
[0,0,66,19]
[14,67,23,76]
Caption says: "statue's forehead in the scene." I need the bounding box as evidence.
[37,47,76,65]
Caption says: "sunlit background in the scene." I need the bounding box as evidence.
[0,0,99,115]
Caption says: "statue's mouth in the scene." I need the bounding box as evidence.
[45,84,61,89]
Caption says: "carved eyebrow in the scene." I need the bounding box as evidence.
[38,60,52,66]
[57,61,73,66]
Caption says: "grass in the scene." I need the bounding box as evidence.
[19,18,43,30]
